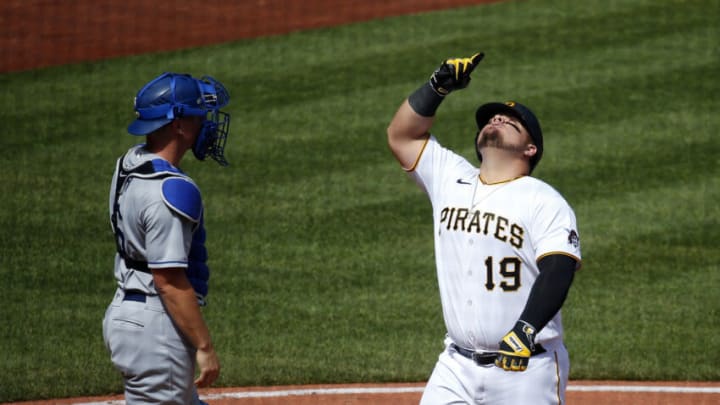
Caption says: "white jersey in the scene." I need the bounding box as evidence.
[409,136,581,351]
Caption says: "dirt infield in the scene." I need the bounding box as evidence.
[0,0,501,73]
[5,381,720,404]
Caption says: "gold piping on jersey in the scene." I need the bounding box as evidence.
[403,134,431,172]
[537,251,583,271]
[554,350,563,405]
[478,174,525,185]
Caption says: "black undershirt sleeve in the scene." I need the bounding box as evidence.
[518,254,577,332]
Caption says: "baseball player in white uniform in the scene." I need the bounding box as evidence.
[103,72,231,404]
[387,52,581,404]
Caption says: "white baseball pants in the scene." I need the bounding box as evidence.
[419,339,569,405]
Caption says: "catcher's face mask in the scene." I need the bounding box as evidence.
[191,76,231,166]
[128,72,232,166]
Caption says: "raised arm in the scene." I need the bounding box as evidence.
[387,100,434,169]
[387,52,485,170]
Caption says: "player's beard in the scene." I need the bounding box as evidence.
[477,127,527,153]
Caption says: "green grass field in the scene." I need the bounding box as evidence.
[1,0,718,401]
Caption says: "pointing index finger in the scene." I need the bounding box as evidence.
[466,52,485,74]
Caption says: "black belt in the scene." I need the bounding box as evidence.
[451,343,546,366]
[451,344,498,365]
[123,290,147,303]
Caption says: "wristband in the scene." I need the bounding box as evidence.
[408,82,445,117]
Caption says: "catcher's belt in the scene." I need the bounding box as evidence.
[123,290,148,303]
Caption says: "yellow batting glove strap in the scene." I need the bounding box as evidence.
[495,330,532,371]
[446,54,480,80]
[502,331,532,357]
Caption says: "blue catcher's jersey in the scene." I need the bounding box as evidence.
[109,144,210,305]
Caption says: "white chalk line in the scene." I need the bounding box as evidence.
[202,386,423,400]
[74,383,720,404]
[568,385,720,393]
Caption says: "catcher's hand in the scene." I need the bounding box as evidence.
[495,320,537,372]
[429,52,485,96]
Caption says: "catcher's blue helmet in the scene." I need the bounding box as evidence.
[474,101,543,173]
[128,72,231,165]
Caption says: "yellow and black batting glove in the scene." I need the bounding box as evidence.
[495,320,537,372]
[429,52,485,96]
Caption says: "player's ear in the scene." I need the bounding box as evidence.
[524,144,537,158]
[174,117,196,138]
[170,118,183,133]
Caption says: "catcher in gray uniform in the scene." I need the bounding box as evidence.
[102,72,231,404]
